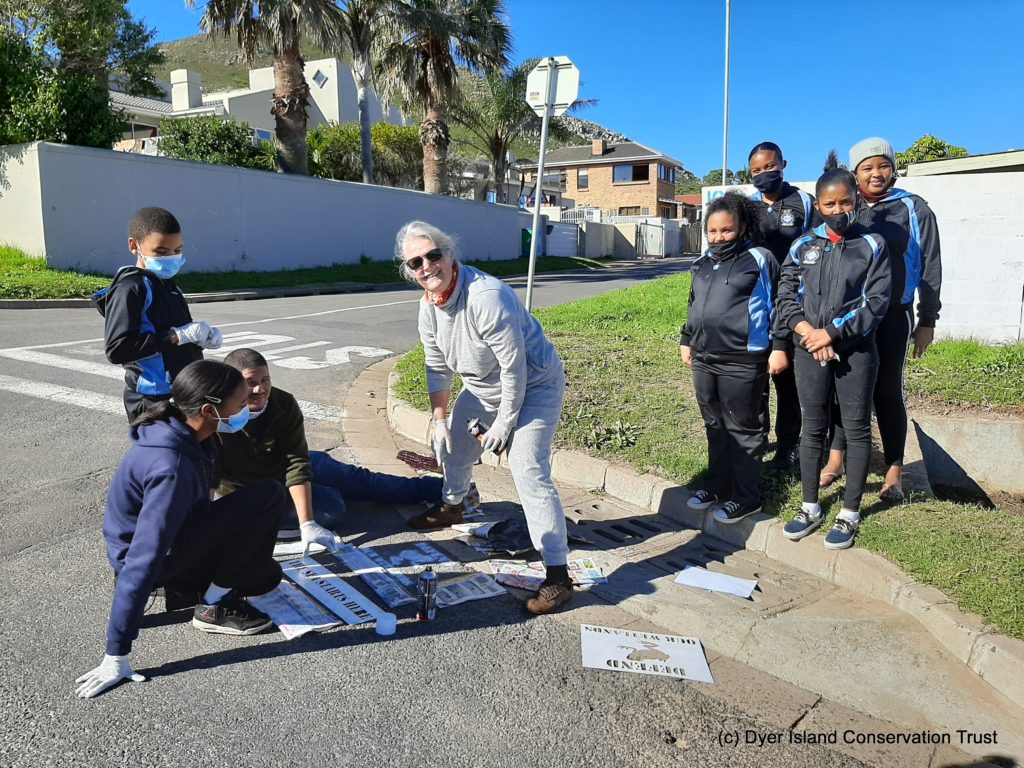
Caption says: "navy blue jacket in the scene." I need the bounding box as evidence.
[680,243,784,363]
[776,223,892,351]
[103,418,215,655]
[96,267,202,396]
[857,189,942,326]
[751,183,815,266]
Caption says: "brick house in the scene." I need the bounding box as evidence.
[523,139,684,218]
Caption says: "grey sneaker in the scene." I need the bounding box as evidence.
[824,518,860,550]
[783,509,824,541]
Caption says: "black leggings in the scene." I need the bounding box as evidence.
[795,340,878,511]
[831,306,913,466]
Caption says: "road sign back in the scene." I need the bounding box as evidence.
[526,56,580,118]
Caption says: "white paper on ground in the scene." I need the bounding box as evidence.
[435,573,505,607]
[281,557,382,624]
[273,540,325,558]
[673,565,757,599]
[580,624,714,683]
[248,581,342,640]
[332,544,416,607]
[450,521,497,537]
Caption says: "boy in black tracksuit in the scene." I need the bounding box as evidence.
[747,141,816,469]
[94,208,223,422]
[679,193,787,525]
[823,138,942,502]
[776,166,892,551]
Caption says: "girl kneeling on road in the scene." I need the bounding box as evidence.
[680,192,788,525]
[776,155,892,550]
[75,360,287,699]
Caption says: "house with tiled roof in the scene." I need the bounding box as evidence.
[521,139,684,219]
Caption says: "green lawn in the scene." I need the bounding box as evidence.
[906,339,1024,410]
[393,271,1024,639]
[0,246,606,299]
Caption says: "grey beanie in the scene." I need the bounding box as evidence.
[849,137,896,173]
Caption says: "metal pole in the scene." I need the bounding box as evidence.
[722,0,731,187]
[525,58,555,313]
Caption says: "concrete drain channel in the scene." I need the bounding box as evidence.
[562,496,829,620]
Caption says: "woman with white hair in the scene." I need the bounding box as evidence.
[396,220,573,614]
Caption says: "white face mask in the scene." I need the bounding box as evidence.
[248,403,268,420]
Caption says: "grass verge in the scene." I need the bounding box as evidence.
[906,339,1024,411]
[393,271,1024,639]
[0,246,606,300]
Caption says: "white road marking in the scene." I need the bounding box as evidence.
[0,348,123,379]
[0,374,123,414]
[296,400,344,422]
[275,345,393,370]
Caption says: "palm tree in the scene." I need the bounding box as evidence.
[449,59,592,202]
[376,0,511,195]
[336,0,395,184]
[186,0,346,175]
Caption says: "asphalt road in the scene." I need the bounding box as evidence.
[0,260,872,768]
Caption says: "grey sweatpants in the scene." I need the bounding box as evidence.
[441,376,570,566]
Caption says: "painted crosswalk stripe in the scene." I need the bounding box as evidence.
[0,374,123,414]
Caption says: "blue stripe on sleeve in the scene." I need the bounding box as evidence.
[901,198,923,304]
[135,277,171,396]
[746,248,773,352]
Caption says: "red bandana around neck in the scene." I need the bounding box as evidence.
[426,261,459,306]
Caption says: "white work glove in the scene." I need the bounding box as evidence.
[300,520,341,557]
[172,321,213,347]
[481,421,511,454]
[75,654,146,699]
[204,326,223,350]
[432,418,452,465]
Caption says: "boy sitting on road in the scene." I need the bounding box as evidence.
[218,348,446,554]
[95,207,223,422]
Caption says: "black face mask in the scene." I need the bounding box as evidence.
[752,171,784,195]
[708,239,743,259]
[823,210,856,236]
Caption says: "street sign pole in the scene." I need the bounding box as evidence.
[525,58,555,313]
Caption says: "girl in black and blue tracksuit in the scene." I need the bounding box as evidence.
[747,141,816,468]
[74,360,286,700]
[822,138,942,502]
[679,192,788,525]
[776,160,892,551]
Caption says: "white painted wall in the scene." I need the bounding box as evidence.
[0,144,45,256]
[0,142,535,275]
[702,174,1024,344]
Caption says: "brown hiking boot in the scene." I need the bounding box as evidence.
[408,501,465,530]
[526,580,574,614]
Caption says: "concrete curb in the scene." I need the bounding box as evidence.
[379,357,1024,710]
[0,281,378,310]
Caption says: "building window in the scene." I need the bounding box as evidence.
[642,207,650,215]
[661,206,673,218]
[658,164,676,183]
[618,206,641,216]
[542,170,566,192]
[312,69,328,88]
[577,168,589,190]
[613,164,650,183]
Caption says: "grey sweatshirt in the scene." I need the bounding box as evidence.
[418,264,563,431]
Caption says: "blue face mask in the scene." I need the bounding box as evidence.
[214,405,250,434]
[143,253,185,279]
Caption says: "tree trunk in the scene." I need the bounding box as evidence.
[420,102,450,195]
[271,44,310,175]
[352,50,374,185]
[492,157,508,203]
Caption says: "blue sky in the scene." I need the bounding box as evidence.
[129,0,1024,182]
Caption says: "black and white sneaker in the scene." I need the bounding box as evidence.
[687,490,719,511]
[712,500,762,525]
[824,518,860,550]
[783,509,824,541]
[192,593,274,635]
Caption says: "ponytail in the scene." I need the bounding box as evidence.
[131,399,184,427]
[131,360,244,428]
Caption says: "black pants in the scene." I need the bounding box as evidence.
[123,390,170,424]
[158,479,285,603]
[692,359,767,507]
[830,306,912,466]
[795,340,878,511]
[760,349,801,449]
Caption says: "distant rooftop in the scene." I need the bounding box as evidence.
[522,141,683,170]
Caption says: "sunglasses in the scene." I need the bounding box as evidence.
[404,248,445,272]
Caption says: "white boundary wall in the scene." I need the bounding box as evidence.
[702,174,1024,344]
[0,142,534,275]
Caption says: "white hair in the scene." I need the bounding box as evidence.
[394,220,460,283]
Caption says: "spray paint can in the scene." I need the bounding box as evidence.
[467,418,505,455]
[417,566,437,621]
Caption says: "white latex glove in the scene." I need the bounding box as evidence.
[75,654,146,699]
[432,418,452,465]
[481,422,511,454]
[300,520,341,557]
[204,326,223,349]
[172,321,213,347]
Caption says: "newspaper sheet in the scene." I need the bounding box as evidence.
[435,573,505,608]
[580,624,714,683]
[281,557,381,624]
[333,544,416,607]
[248,581,342,640]
[490,558,608,591]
